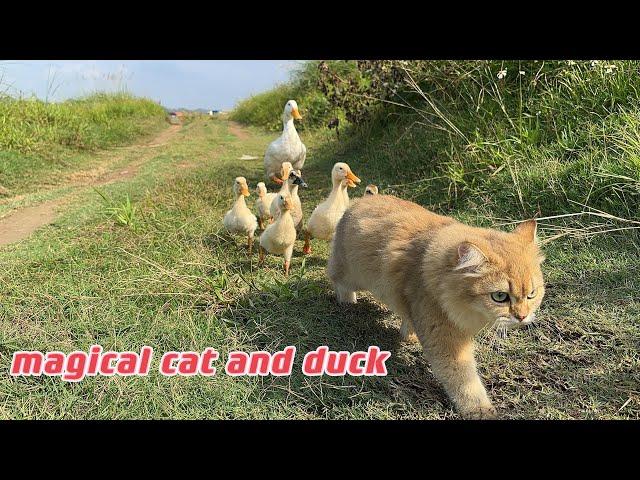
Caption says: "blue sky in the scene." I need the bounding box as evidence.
[0,60,300,110]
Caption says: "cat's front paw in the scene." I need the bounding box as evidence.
[460,404,498,420]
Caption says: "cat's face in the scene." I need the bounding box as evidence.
[452,220,545,331]
[467,255,545,330]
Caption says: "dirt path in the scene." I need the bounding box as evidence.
[228,121,250,140]
[67,124,182,187]
[0,124,181,247]
[0,199,65,246]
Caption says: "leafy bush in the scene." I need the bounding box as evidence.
[230,62,346,131]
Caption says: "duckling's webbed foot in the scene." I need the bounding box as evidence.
[270,174,284,185]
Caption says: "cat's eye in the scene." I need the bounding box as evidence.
[491,291,509,303]
[527,288,537,299]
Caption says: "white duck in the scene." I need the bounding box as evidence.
[259,193,297,276]
[270,162,307,231]
[303,162,360,255]
[223,176,258,254]
[264,100,306,184]
[255,182,277,229]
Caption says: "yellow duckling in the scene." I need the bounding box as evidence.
[303,162,360,255]
[259,193,297,276]
[223,176,258,254]
[270,162,307,232]
[255,182,277,229]
[290,169,306,233]
[364,184,379,195]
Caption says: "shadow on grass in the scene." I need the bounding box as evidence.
[224,274,450,417]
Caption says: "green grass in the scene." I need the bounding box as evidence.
[0,93,167,196]
[0,116,637,419]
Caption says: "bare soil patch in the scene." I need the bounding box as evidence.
[0,199,65,246]
[0,124,182,246]
[228,121,250,140]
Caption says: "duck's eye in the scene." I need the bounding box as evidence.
[527,288,537,299]
[491,291,510,303]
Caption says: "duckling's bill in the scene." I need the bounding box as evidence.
[346,170,361,188]
[291,171,308,187]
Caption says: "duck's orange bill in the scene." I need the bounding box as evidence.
[242,186,250,196]
[346,171,361,188]
[292,108,302,120]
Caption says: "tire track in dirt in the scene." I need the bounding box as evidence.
[228,121,250,140]
[0,124,182,246]
[0,199,66,246]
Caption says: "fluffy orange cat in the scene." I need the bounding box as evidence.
[327,195,545,419]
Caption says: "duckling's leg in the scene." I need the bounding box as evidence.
[258,246,265,265]
[283,246,293,276]
[247,234,253,255]
[258,217,264,230]
[302,231,312,255]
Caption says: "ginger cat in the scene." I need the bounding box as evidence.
[327,194,545,419]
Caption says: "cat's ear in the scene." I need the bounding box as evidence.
[455,242,488,276]
[514,219,537,243]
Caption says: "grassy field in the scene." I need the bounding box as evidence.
[0,93,167,197]
[1,114,637,419]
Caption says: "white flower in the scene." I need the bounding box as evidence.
[519,70,525,75]
[497,69,507,79]
[605,64,618,74]
[568,60,577,66]
[590,60,600,67]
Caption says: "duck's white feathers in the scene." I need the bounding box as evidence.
[260,200,297,267]
[306,182,349,241]
[223,195,258,236]
[264,102,306,181]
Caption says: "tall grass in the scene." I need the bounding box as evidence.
[362,61,640,223]
[233,60,640,240]
[0,92,166,153]
[0,92,167,195]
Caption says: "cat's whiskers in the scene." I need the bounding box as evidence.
[493,316,512,340]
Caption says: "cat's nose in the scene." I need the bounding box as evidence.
[515,313,527,321]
